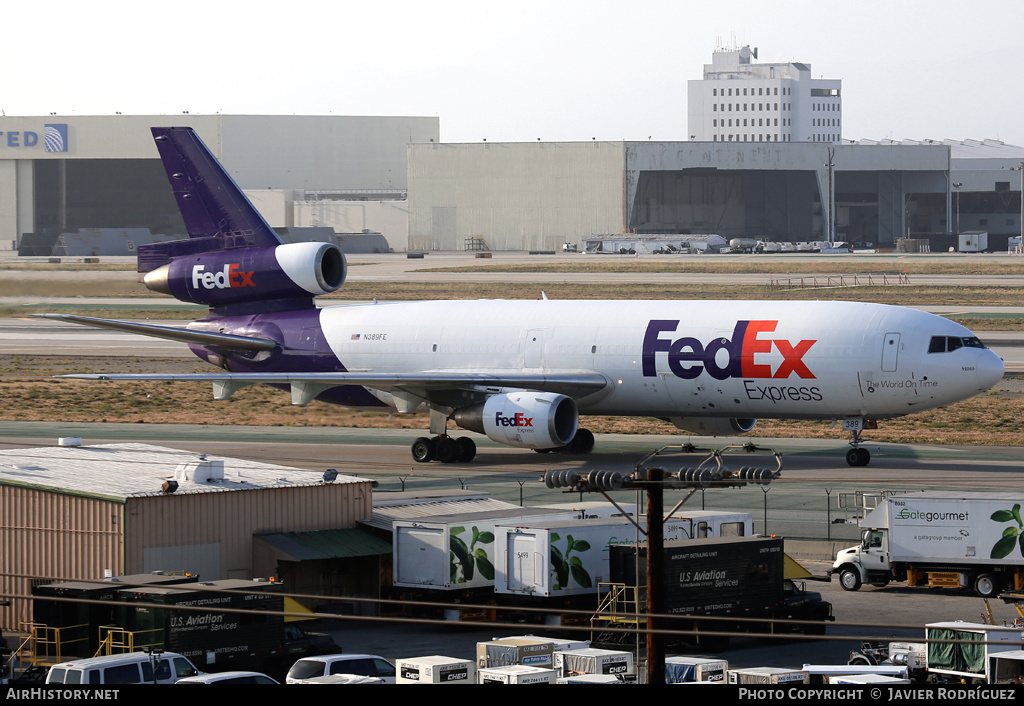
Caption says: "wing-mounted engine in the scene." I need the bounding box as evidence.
[452,391,578,449]
[668,417,757,436]
[143,241,346,307]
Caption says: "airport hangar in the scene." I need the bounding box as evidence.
[0,113,1021,253]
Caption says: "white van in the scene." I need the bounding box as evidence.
[46,652,202,685]
[286,654,395,684]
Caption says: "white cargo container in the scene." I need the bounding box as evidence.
[925,622,1023,683]
[498,635,590,652]
[494,517,645,596]
[395,656,475,684]
[727,667,806,684]
[393,507,576,590]
[832,492,1024,597]
[554,648,634,678]
[477,665,557,684]
[477,638,554,669]
[959,230,988,252]
[665,656,728,683]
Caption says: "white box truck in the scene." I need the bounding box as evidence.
[493,517,646,597]
[393,507,577,590]
[831,492,1024,597]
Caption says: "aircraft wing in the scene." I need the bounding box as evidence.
[32,313,277,352]
[59,371,611,408]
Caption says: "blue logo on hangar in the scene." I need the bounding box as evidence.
[0,123,68,151]
[44,124,68,152]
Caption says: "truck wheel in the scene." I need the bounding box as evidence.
[974,573,1001,598]
[839,568,862,591]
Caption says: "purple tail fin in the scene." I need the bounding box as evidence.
[139,127,282,272]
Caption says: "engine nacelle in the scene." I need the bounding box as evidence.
[453,392,578,449]
[668,417,757,436]
[144,241,346,306]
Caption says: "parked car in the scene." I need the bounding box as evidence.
[286,654,395,684]
[46,652,202,685]
[177,670,279,684]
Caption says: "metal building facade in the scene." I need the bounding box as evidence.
[408,141,626,251]
[408,140,958,249]
[0,114,438,250]
[0,443,373,631]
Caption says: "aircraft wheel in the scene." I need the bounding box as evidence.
[569,428,595,454]
[846,448,871,467]
[435,437,460,464]
[534,448,552,454]
[411,437,435,463]
[455,436,477,463]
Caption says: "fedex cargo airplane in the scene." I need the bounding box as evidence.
[42,127,1004,467]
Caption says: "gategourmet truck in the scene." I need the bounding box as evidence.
[831,492,1024,597]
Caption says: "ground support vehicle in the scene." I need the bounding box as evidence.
[595,536,833,649]
[27,575,337,681]
[848,622,1024,684]
[45,651,201,685]
[831,492,1024,597]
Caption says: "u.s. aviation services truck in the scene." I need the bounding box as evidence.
[831,492,1024,597]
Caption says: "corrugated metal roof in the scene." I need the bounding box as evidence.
[362,491,522,531]
[256,527,392,560]
[844,137,1024,160]
[0,442,366,500]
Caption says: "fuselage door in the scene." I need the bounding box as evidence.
[524,329,545,369]
[881,332,901,372]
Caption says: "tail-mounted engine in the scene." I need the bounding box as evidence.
[453,391,578,449]
[143,241,346,307]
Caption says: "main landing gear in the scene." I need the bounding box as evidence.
[411,435,477,464]
[846,429,871,467]
[534,428,596,455]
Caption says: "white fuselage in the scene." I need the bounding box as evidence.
[316,299,1003,420]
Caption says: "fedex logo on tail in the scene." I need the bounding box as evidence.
[642,320,817,380]
[192,264,255,289]
[495,412,534,427]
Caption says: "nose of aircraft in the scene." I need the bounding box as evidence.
[977,350,1005,390]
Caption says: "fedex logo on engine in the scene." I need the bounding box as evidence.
[642,320,816,380]
[495,412,534,427]
[191,264,255,289]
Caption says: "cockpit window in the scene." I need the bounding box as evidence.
[928,335,986,353]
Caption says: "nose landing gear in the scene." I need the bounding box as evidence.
[846,428,871,467]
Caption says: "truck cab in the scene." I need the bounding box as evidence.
[833,528,893,591]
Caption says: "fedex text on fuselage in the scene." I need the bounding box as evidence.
[642,319,817,381]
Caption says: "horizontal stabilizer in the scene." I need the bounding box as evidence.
[34,314,277,352]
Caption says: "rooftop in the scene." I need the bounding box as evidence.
[0,441,365,500]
